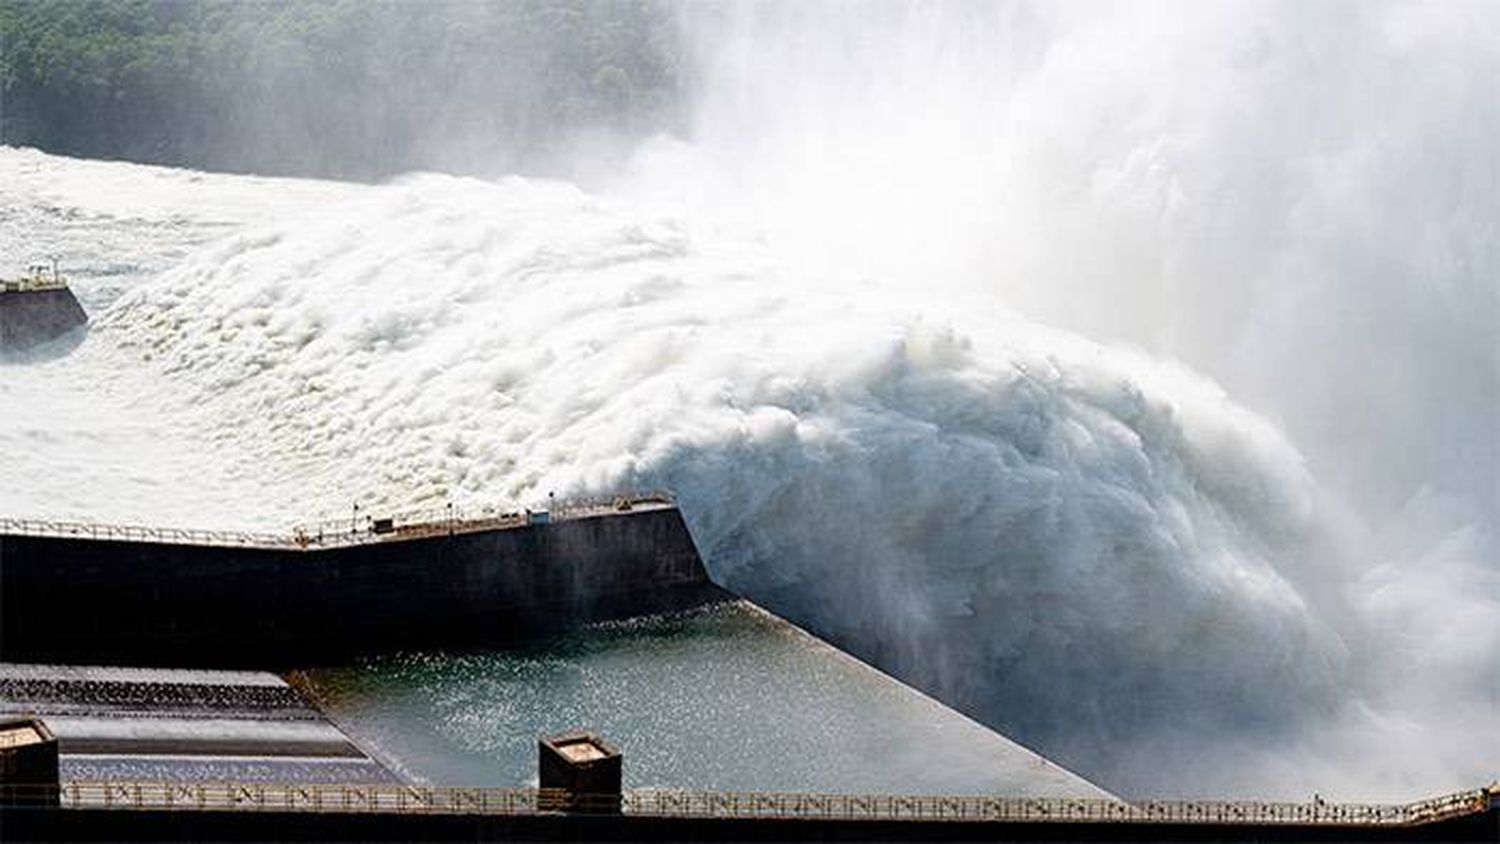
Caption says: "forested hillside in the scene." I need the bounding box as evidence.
[0,0,680,178]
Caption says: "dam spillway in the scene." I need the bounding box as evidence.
[2,498,1497,841]
[0,496,724,666]
[0,494,1124,808]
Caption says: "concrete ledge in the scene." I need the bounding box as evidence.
[2,805,1495,843]
[0,506,726,667]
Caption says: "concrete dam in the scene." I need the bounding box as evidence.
[2,497,1497,841]
[0,496,723,666]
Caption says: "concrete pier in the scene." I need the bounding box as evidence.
[0,286,87,354]
[0,500,726,666]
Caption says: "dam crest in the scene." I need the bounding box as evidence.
[0,494,723,666]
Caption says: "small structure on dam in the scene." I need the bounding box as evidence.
[0,261,88,355]
[538,731,623,813]
[0,715,58,807]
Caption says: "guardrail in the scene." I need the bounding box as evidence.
[0,279,70,294]
[0,517,291,549]
[550,490,675,520]
[0,491,678,552]
[3,782,1486,827]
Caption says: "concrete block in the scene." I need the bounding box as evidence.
[0,716,58,807]
[538,731,621,814]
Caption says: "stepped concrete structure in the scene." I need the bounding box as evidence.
[0,664,393,785]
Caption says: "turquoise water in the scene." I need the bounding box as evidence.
[304,603,1110,797]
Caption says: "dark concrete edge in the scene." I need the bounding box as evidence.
[0,582,737,671]
[0,805,1494,843]
[53,738,363,758]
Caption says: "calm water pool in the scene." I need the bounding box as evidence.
[302,602,1109,797]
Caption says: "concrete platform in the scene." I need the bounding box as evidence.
[0,663,395,784]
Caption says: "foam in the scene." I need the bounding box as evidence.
[93,173,1349,790]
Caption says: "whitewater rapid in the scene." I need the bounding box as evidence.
[0,142,1491,798]
[0,147,1331,787]
[109,169,1356,765]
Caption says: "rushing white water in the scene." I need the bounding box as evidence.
[650,0,1499,797]
[0,148,357,528]
[2,0,1495,801]
[91,169,1357,786]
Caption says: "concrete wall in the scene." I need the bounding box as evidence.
[0,507,725,667]
[2,804,1495,842]
[0,288,87,353]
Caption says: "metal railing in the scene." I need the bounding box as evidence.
[1,278,69,294]
[2,262,70,294]
[8,781,1487,827]
[551,490,675,520]
[288,506,529,549]
[0,517,291,550]
[0,491,678,553]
